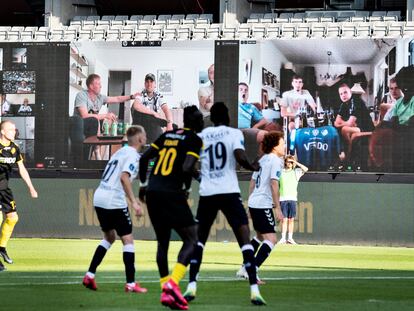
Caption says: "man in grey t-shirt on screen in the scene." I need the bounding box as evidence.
[281,75,316,131]
[74,73,139,160]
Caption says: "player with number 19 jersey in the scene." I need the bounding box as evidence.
[93,146,140,209]
[198,125,245,196]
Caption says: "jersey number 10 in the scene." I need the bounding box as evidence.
[154,148,177,176]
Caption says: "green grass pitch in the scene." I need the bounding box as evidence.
[0,238,413,310]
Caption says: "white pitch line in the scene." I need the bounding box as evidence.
[1,275,414,287]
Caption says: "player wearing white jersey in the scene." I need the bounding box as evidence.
[237,131,285,283]
[183,102,267,306]
[83,126,148,294]
[198,125,244,196]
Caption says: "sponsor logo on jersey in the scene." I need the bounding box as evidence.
[303,141,328,151]
[275,170,281,179]
[208,171,225,179]
[0,157,17,164]
[203,129,230,141]
[165,133,186,140]
[129,163,136,171]
[164,139,179,146]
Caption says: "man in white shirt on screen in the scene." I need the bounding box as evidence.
[17,98,32,114]
[281,75,316,130]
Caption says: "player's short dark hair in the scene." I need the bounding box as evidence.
[261,131,284,154]
[395,65,414,93]
[210,102,230,126]
[338,82,351,90]
[239,82,249,89]
[292,75,303,81]
[86,74,100,88]
[126,125,145,143]
[184,105,204,133]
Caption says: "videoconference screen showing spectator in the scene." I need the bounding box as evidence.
[238,38,414,173]
[0,42,69,169]
[69,40,214,168]
[2,39,414,173]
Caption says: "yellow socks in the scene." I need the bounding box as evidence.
[0,214,18,248]
[170,263,187,285]
[160,275,170,289]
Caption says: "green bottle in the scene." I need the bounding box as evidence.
[111,120,118,136]
[102,120,109,136]
[117,121,124,135]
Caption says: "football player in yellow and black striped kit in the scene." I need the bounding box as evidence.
[0,120,38,271]
[139,106,203,310]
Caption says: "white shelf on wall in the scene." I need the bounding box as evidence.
[70,46,89,91]
[70,82,83,91]
[70,52,88,66]
[262,84,280,96]
[70,67,87,79]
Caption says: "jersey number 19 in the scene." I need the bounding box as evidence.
[205,142,227,171]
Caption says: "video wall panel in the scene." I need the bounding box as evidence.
[0,38,413,174]
[238,38,414,173]
[0,42,69,168]
[68,40,215,169]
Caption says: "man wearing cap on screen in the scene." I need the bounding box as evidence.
[132,73,174,133]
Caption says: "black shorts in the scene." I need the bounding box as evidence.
[146,191,195,231]
[197,193,248,232]
[0,188,17,214]
[249,208,276,234]
[95,206,132,237]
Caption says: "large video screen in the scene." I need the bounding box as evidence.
[238,38,414,173]
[69,40,214,168]
[1,38,413,174]
[0,42,69,169]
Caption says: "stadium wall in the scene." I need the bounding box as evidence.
[9,177,414,247]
